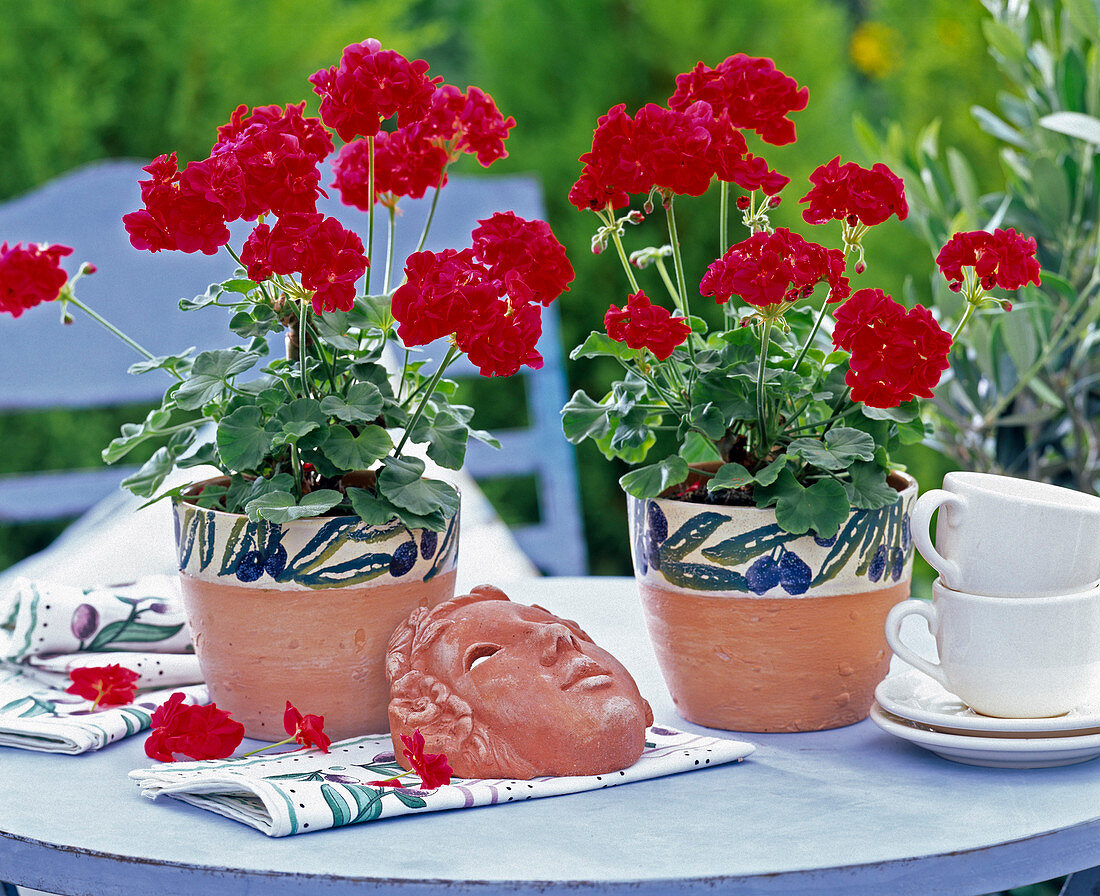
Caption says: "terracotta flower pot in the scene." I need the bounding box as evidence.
[171,482,459,741]
[627,471,917,733]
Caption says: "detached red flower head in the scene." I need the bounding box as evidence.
[605,291,692,360]
[66,664,139,709]
[309,39,440,142]
[936,228,1041,292]
[799,157,908,227]
[0,241,72,317]
[832,288,952,408]
[283,701,331,753]
[144,692,245,762]
[400,729,452,788]
[700,229,849,308]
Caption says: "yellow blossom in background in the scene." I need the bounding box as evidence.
[849,21,903,78]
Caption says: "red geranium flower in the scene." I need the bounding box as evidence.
[400,729,453,788]
[123,153,232,255]
[144,692,245,763]
[799,157,908,227]
[471,211,575,307]
[936,228,1041,292]
[391,248,494,346]
[283,701,331,752]
[66,664,140,709]
[631,102,715,197]
[569,104,650,212]
[832,288,952,408]
[332,130,450,210]
[309,39,440,142]
[0,241,72,317]
[604,290,692,360]
[459,298,545,377]
[214,102,334,166]
[700,229,849,307]
[668,54,809,146]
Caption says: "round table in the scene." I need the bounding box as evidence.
[2,577,1099,895]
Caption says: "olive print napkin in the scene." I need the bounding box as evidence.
[0,576,204,753]
[129,726,755,836]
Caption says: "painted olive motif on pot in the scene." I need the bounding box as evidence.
[627,474,917,597]
[172,501,459,591]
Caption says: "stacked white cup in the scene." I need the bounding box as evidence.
[885,471,1100,718]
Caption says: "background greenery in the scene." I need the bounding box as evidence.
[0,3,1083,891]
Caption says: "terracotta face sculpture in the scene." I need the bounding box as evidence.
[386,584,653,779]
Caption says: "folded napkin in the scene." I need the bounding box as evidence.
[130,726,754,836]
[0,576,205,753]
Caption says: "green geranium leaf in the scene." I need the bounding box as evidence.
[377,456,460,518]
[688,402,727,440]
[610,404,656,452]
[844,462,901,510]
[229,305,281,340]
[569,332,637,362]
[245,489,344,523]
[346,487,447,531]
[222,278,258,294]
[320,382,385,424]
[121,430,196,499]
[709,462,753,490]
[754,455,790,487]
[176,442,219,470]
[217,405,276,471]
[180,282,226,311]
[322,425,394,471]
[561,390,612,444]
[679,432,721,464]
[619,455,689,499]
[862,400,921,423]
[420,410,470,470]
[102,406,177,463]
[174,349,262,410]
[274,398,329,448]
[787,427,876,472]
[757,471,849,537]
[691,371,756,422]
[127,348,196,378]
[359,294,394,332]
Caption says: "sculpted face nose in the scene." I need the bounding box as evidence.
[539,623,579,666]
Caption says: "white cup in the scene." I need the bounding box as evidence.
[911,471,1100,597]
[885,579,1100,718]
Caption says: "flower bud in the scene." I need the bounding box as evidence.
[948,281,962,293]
[736,196,751,210]
[855,262,866,275]
[626,211,645,225]
[81,263,97,275]
[768,196,782,208]
[999,300,1013,312]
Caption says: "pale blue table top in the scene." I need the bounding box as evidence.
[2,577,1099,895]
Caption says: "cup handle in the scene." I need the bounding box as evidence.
[884,599,949,689]
[911,489,963,587]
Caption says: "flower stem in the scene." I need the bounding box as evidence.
[64,294,176,375]
[719,180,730,255]
[414,176,446,255]
[654,258,680,308]
[383,205,397,295]
[366,135,376,294]
[605,215,641,293]
[951,301,977,342]
[241,736,297,758]
[664,199,698,363]
[792,288,834,372]
[393,344,460,458]
[756,318,774,453]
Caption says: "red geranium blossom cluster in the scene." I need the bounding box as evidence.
[240,212,367,313]
[799,156,909,228]
[604,291,692,360]
[400,729,453,788]
[332,85,514,211]
[66,663,140,709]
[570,54,804,212]
[391,212,574,376]
[144,692,245,762]
[0,241,72,317]
[936,228,1042,292]
[832,288,953,408]
[308,38,440,142]
[700,228,850,308]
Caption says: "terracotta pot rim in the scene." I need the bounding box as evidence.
[172,474,460,529]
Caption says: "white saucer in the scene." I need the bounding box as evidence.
[875,668,1100,737]
[869,704,1100,768]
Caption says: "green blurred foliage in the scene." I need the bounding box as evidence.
[0,0,443,199]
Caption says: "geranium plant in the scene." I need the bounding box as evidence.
[2,40,573,531]
[561,54,1040,538]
